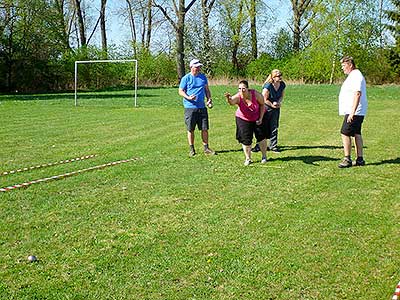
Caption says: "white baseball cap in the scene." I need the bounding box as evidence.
[189,59,203,68]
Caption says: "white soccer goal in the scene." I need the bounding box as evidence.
[74,59,138,107]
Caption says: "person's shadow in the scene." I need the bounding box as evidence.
[216,145,339,166]
[216,145,342,155]
[367,157,400,166]
[279,145,343,151]
[215,149,242,154]
[270,155,337,165]
[215,145,400,167]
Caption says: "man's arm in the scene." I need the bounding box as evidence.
[204,84,213,107]
[347,91,361,123]
[179,87,196,101]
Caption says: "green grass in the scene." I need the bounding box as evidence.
[0,84,399,299]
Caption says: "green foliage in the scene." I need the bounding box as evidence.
[135,49,177,86]
[246,53,276,81]
[384,0,400,77]
[269,28,293,60]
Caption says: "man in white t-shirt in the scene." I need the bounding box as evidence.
[338,56,368,168]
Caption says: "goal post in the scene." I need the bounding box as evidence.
[74,59,138,107]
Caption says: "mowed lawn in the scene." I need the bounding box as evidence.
[0,84,399,300]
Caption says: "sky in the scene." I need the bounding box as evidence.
[101,0,292,48]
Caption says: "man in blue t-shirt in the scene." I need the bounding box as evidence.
[178,59,215,157]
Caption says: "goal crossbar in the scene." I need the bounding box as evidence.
[74,59,138,107]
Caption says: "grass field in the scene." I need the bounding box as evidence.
[0,84,399,300]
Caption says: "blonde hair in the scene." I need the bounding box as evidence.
[264,69,282,84]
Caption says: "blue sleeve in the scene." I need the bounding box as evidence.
[179,75,188,90]
[203,74,208,86]
[263,82,272,90]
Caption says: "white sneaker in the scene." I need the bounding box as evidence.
[244,159,253,166]
[261,157,267,164]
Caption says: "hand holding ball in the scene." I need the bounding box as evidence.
[273,101,280,108]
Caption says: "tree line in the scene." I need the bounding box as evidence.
[0,0,399,93]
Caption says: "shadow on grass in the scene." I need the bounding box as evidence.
[216,148,337,166]
[216,144,342,155]
[368,157,400,166]
[280,145,343,151]
[270,155,338,165]
[215,148,242,154]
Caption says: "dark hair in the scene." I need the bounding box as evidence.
[239,80,249,88]
[340,56,356,68]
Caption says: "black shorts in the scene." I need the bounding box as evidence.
[340,115,364,136]
[236,117,267,146]
[184,108,209,131]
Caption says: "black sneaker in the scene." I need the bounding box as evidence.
[338,157,352,168]
[189,149,196,157]
[354,158,365,166]
[251,144,260,152]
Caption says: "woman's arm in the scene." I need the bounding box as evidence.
[255,91,265,125]
[224,92,239,105]
[262,88,273,107]
[278,90,285,104]
[263,88,279,108]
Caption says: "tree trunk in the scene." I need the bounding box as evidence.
[176,9,185,79]
[74,0,86,47]
[154,0,197,81]
[54,0,71,50]
[145,0,152,50]
[249,0,257,59]
[293,12,301,51]
[232,0,244,72]
[100,0,107,57]
[125,0,137,56]
[290,0,312,52]
[201,0,215,74]
[329,14,341,85]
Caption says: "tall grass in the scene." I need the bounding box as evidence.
[0,85,399,299]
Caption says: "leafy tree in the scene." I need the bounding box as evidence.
[385,0,400,75]
[153,0,198,80]
[0,0,73,91]
[200,0,217,73]
[270,28,292,59]
[290,0,389,83]
[289,0,316,52]
[217,0,248,75]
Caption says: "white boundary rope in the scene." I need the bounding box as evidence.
[0,154,97,176]
[393,281,400,300]
[0,158,140,192]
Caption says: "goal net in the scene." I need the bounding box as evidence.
[74,59,138,107]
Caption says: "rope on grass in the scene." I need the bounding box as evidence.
[0,157,140,192]
[392,281,400,300]
[0,154,97,176]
